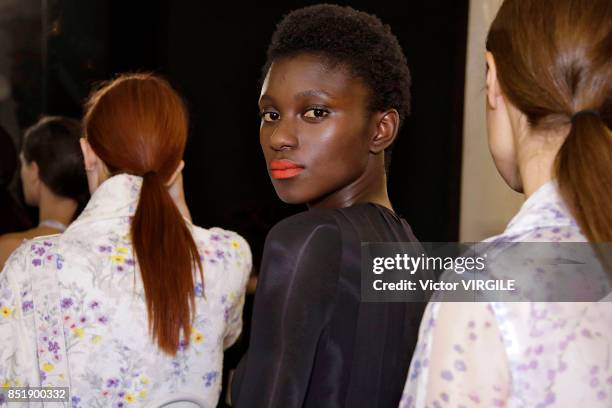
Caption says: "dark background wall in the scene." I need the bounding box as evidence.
[5,1,468,405]
[25,0,468,260]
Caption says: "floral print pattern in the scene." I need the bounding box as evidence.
[400,181,612,407]
[0,174,251,407]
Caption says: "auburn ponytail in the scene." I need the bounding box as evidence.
[84,73,203,355]
[132,172,203,355]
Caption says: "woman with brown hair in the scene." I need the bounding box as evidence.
[0,116,89,269]
[0,73,251,407]
[400,0,611,407]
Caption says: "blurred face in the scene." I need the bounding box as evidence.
[258,54,375,205]
[19,153,39,205]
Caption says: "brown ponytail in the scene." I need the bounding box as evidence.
[487,0,612,267]
[84,73,203,355]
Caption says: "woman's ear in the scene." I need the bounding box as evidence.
[486,52,500,110]
[80,138,99,172]
[370,109,400,154]
[166,160,185,187]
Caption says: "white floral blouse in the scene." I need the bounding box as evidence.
[400,181,612,407]
[0,174,251,407]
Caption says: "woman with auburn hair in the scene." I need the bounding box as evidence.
[401,0,611,407]
[0,73,251,406]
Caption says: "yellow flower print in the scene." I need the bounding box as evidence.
[139,390,147,398]
[72,327,85,338]
[42,363,54,372]
[140,375,149,385]
[230,240,240,249]
[116,247,129,254]
[192,329,204,344]
[124,393,135,403]
[1,306,12,318]
[1,379,11,387]
[91,335,102,344]
[111,255,125,264]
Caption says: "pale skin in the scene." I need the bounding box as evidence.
[486,52,569,197]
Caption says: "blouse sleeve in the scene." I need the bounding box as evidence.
[231,212,341,407]
[0,245,38,390]
[223,233,253,350]
[401,302,511,408]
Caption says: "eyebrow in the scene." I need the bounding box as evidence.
[259,89,334,106]
[294,89,333,100]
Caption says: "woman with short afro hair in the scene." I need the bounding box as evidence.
[232,5,429,407]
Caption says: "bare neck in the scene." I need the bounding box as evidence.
[308,154,393,211]
[38,186,78,226]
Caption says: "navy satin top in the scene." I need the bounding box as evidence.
[232,203,427,407]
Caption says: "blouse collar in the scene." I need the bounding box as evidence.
[66,174,144,231]
[503,180,577,237]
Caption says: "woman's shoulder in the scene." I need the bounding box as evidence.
[269,208,340,237]
[265,209,342,255]
[1,234,61,291]
[190,224,252,280]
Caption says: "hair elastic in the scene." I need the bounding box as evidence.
[571,109,600,124]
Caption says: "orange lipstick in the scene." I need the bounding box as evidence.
[270,159,304,180]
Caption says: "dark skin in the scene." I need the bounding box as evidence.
[258,53,400,210]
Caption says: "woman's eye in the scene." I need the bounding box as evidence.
[261,111,280,122]
[303,108,330,119]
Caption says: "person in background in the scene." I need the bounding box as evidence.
[0,124,31,237]
[0,73,251,407]
[400,0,611,406]
[0,116,89,268]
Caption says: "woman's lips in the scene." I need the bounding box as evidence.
[270,159,304,180]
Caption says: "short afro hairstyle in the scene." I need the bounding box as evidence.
[263,4,411,126]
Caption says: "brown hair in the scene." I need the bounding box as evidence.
[487,1,612,251]
[84,73,203,355]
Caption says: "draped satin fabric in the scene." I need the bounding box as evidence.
[232,203,427,407]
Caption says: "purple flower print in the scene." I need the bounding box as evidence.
[89,301,100,309]
[22,300,34,312]
[98,245,112,253]
[61,298,74,309]
[48,341,60,353]
[32,259,42,267]
[203,371,219,387]
[215,250,225,259]
[106,378,119,388]
[97,315,109,324]
[71,395,81,408]
[440,370,454,381]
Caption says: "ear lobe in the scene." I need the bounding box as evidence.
[370,109,400,154]
[485,52,501,110]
